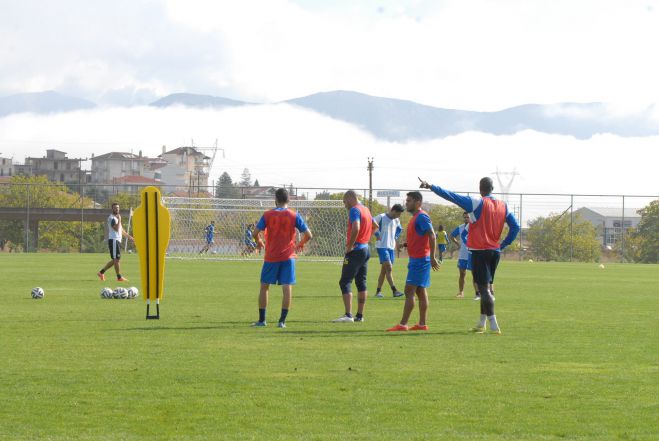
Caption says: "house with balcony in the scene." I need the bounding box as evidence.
[14,149,88,184]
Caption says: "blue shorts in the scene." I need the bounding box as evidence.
[377,248,395,264]
[261,259,296,285]
[438,244,447,252]
[457,257,472,271]
[406,257,431,288]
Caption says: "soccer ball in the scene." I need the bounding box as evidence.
[113,287,129,299]
[127,287,139,299]
[100,287,113,299]
[31,287,44,299]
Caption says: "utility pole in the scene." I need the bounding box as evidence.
[367,157,374,210]
[492,167,519,205]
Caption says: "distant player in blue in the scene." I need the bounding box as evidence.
[450,212,478,298]
[200,221,215,254]
[436,225,449,262]
[242,223,257,256]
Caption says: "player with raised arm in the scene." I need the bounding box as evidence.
[372,204,404,298]
[97,202,134,282]
[450,212,478,299]
[386,191,440,332]
[418,177,520,334]
[200,221,215,254]
[251,188,312,328]
[333,190,373,323]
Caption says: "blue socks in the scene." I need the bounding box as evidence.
[258,308,266,323]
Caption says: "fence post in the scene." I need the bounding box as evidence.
[80,184,84,253]
[570,194,574,262]
[519,193,523,260]
[25,183,30,252]
[621,195,626,263]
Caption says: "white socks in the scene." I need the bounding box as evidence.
[477,314,487,328]
[488,315,499,331]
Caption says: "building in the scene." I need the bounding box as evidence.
[0,156,12,177]
[14,149,88,184]
[158,146,210,192]
[91,152,149,185]
[110,175,162,194]
[574,207,641,247]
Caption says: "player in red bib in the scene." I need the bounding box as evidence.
[333,190,373,323]
[251,188,312,328]
[386,191,440,332]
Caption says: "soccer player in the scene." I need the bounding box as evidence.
[200,220,215,254]
[333,190,373,323]
[242,224,257,256]
[251,188,312,328]
[418,177,520,334]
[450,212,479,299]
[97,202,133,282]
[386,191,440,332]
[372,204,404,298]
[436,225,449,262]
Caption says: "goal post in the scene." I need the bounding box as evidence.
[163,197,347,261]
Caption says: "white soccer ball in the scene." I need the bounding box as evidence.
[528,259,534,263]
[127,287,139,299]
[599,264,605,269]
[113,287,129,299]
[100,287,113,299]
[31,287,44,299]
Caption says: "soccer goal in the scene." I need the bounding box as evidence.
[163,197,347,261]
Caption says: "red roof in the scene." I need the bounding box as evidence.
[113,175,161,185]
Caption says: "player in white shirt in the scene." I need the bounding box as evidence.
[97,202,133,282]
[371,204,404,298]
[450,211,479,298]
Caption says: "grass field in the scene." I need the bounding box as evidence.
[0,254,657,441]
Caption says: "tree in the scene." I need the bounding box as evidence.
[253,179,260,187]
[527,213,600,262]
[239,168,252,187]
[215,172,240,198]
[627,199,659,263]
[0,175,101,252]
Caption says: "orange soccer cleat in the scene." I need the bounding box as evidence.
[409,324,429,331]
[386,324,409,332]
[97,272,105,281]
[117,277,129,282]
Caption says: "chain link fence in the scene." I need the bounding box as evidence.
[0,181,656,262]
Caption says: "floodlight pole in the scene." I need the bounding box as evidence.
[367,158,374,210]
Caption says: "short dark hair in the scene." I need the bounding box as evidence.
[438,225,444,230]
[391,203,404,212]
[406,191,423,202]
[275,188,289,204]
[480,177,494,195]
[111,202,119,208]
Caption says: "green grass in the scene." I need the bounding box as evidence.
[0,254,657,441]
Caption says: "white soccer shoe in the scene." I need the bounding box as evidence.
[332,315,354,323]
[374,292,384,298]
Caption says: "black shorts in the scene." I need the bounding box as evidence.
[470,249,500,286]
[339,247,370,294]
[108,239,121,260]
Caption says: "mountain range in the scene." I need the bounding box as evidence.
[2,90,658,142]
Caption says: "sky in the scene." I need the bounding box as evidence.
[0,0,658,199]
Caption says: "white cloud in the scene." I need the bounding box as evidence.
[1,105,658,202]
[2,0,659,109]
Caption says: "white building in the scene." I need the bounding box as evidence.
[0,156,12,177]
[157,146,210,192]
[574,207,641,247]
[91,152,149,185]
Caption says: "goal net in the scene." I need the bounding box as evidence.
[163,197,347,261]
